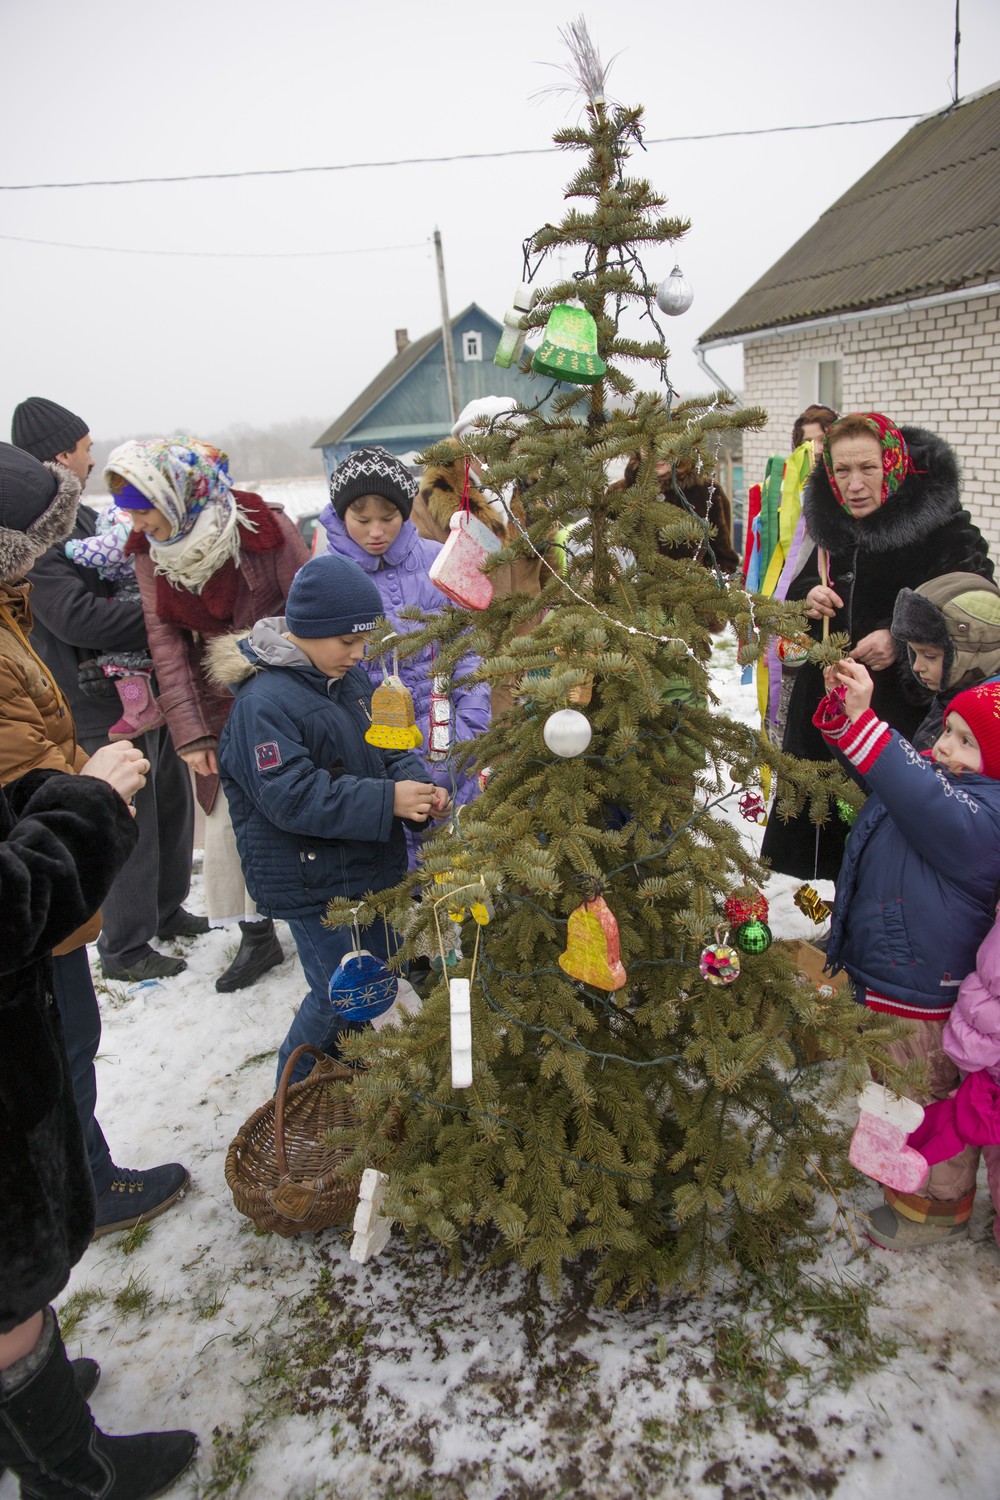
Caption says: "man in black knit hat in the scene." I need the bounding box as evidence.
[11,397,206,983]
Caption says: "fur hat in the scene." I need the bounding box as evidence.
[943,680,1000,779]
[329,447,416,521]
[10,397,88,462]
[285,553,383,639]
[0,443,81,584]
[892,572,1000,694]
[451,396,521,444]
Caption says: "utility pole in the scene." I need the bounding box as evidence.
[434,228,459,425]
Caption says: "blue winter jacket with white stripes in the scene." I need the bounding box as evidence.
[213,623,431,920]
[818,700,1000,1020]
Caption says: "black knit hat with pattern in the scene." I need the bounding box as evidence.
[11,397,89,462]
[329,446,417,521]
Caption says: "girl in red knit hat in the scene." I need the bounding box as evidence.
[811,662,1000,1249]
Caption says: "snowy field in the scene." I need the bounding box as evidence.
[6,634,999,1500]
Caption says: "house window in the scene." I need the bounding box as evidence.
[463,331,482,362]
[817,358,842,413]
[798,356,843,415]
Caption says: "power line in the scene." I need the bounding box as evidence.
[0,113,925,193]
[0,232,428,260]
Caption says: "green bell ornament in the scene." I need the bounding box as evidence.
[531,304,606,385]
[734,919,772,955]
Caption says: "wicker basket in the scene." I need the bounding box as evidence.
[224,1045,360,1236]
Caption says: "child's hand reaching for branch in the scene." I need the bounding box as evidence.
[823,659,874,722]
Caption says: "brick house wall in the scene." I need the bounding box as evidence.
[739,290,1000,551]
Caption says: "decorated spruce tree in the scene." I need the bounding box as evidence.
[332,26,906,1301]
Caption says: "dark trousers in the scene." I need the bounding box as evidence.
[81,723,195,969]
[51,946,114,1197]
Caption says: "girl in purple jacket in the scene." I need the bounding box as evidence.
[939,931,1000,1251]
[318,448,490,867]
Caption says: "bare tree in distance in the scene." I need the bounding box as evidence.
[88,417,326,494]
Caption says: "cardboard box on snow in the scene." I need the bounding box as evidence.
[776,938,851,1063]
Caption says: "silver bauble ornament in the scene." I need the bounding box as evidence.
[655,264,694,317]
[543,708,592,758]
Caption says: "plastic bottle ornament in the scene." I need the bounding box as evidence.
[734,919,772,955]
[793,883,832,924]
[543,708,592,758]
[776,636,810,665]
[365,672,422,750]
[655,265,694,317]
[494,281,537,369]
[699,938,741,986]
[738,789,768,825]
[350,1168,392,1264]
[328,950,399,1026]
[476,766,492,792]
[531,304,607,385]
[723,886,769,928]
[558,896,627,991]
[426,675,452,762]
[429,509,502,610]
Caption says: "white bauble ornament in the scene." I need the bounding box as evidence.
[655,264,694,317]
[543,708,592,758]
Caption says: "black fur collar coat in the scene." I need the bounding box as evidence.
[762,426,994,881]
[0,770,137,1330]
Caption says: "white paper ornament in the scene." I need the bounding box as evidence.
[350,1168,392,1264]
[449,977,473,1089]
[655,264,694,317]
[543,708,592,758]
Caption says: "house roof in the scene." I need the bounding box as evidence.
[313,303,493,447]
[699,81,1000,345]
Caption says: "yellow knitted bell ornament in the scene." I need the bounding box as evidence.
[365,672,423,750]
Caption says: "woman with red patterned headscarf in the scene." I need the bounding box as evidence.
[762,414,995,881]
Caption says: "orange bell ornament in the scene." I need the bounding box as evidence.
[558,895,627,992]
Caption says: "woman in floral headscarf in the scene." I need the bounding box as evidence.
[762,413,994,881]
[106,439,308,990]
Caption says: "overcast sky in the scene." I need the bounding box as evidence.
[2,0,998,453]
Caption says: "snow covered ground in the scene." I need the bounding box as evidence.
[6,636,999,1500]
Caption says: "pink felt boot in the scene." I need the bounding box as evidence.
[107,673,167,740]
[849,1082,929,1193]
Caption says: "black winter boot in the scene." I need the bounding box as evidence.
[0,1308,197,1498]
[215,918,284,993]
[0,1357,98,1482]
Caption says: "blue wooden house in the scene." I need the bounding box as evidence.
[312,303,551,477]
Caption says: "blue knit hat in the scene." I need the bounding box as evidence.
[285,554,383,639]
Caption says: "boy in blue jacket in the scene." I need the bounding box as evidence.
[815,659,1000,1249]
[213,554,448,1084]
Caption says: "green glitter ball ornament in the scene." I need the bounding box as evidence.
[734,919,773,955]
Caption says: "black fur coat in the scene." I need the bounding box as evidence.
[0,769,137,1329]
[762,427,994,880]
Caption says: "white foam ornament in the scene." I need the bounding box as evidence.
[450,976,473,1089]
[350,1167,392,1264]
[543,708,592,758]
